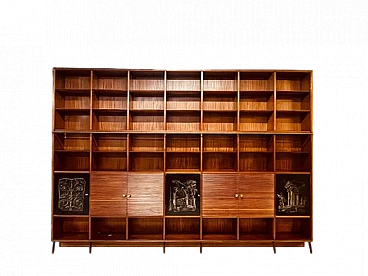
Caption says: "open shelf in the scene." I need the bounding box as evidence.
[239,152,273,172]
[239,218,273,240]
[92,110,127,131]
[130,90,164,111]
[129,111,164,131]
[203,111,237,131]
[92,152,127,171]
[240,72,274,91]
[239,111,274,132]
[165,218,200,240]
[55,69,91,90]
[276,218,311,240]
[166,110,200,131]
[55,90,90,110]
[276,111,310,132]
[203,91,237,111]
[53,216,89,240]
[128,217,163,240]
[204,71,237,91]
[167,71,201,91]
[54,151,90,171]
[166,152,200,171]
[240,91,273,111]
[130,71,164,91]
[239,134,273,152]
[129,134,164,171]
[202,218,237,240]
[203,134,237,171]
[276,91,310,111]
[91,217,126,240]
[93,133,127,152]
[54,109,90,131]
[166,134,200,152]
[276,72,310,92]
[166,91,200,111]
[93,91,127,110]
[276,135,311,172]
[92,70,127,91]
[54,133,90,152]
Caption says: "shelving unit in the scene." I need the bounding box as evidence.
[52,68,313,254]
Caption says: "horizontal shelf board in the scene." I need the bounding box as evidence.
[53,215,89,218]
[93,108,127,113]
[240,109,274,113]
[55,108,90,114]
[128,234,163,240]
[276,110,310,113]
[129,150,164,153]
[202,234,237,240]
[276,233,311,241]
[55,88,91,95]
[92,234,126,240]
[54,150,90,153]
[165,215,200,218]
[275,171,311,174]
[240,150,273,153]
[166,150,200,153]
[128,170,164,172]
[277,90,310,94]
[165,170,201,174]
[129,89,164,93]
[53,233,89,241]
[166,109,201,113]
[203,109,237,113]
[276,151,310,154]
[240,89,274,92]
[93,150,127,154]
[54,170,90,173]
[93,89,126,94]
[239,234,274,241]
[202,169,237,173]
[276,216,311,219]
[165,234,200,240]
[203,151,237,153]
[166,90,201,93]
[129,109,164,114]
[203,89,238,93]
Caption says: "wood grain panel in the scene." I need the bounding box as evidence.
[238,173,274,191]
[90,172,127,200]
[90,200,126,216]
[127,173,163,216]
[202,173,238,217]
[238,173,274,217]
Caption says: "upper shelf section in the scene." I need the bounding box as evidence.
[53,69,312,133]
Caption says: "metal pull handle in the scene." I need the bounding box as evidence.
[234,194,239,198]
[127,194,132,198]
[122,194,127,198]
[240,194,243,198]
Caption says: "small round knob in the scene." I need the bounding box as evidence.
[240,194,243,198]
[234,194,239,198]
[127,194,132,198]
[122,194,127,198]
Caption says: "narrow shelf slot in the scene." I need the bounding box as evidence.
[203,71,237,91]
[165,218,200,240]
[91,217,126,240]
[276,218,311,240]
[53,216,89,240]
[54,110,90,131]
[130,71,164,91]
[93,152,127,171]
[128,217,163,240]
[167,71,201,91]
[276,72,311,92]
[54,151,90,171]
[239,111,274,132]
[239,218,273,240]
[54,133,90,151]
[166,91,201,110]
[93,133,127,152]
[202,218,237,240]
[203,112,237,132]
[93,110,127,131]
[55,69,91,90]
[203,91,237,111]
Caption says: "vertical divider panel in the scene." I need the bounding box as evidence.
[127,133,130,172]
[200,71,204,131]
[237,218,240,240]
[273,72,277,132]
[309,70,314,240]
[164,71,167,130]
[90,70,93,130]
[127,71,130,130]
[237,71,240,132]
[237,134,240,172]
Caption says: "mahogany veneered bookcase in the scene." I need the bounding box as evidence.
[52,68,313,254]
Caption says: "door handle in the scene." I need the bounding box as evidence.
[127,194,132,198]
[234,193,239,198]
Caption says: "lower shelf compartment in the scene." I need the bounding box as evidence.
[202,218,237,240]
[239,218,273,240]
[276,218,311,240]
[128,218,163,240]
[91,217,126,240]
[53,217,89,241]
[165,218,200,240]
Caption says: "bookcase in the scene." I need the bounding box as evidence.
[52,68,313,254]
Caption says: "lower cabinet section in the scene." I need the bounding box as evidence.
[52,171,312,252]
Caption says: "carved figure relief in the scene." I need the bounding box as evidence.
[276,174,310,215]
[166,174,200,215]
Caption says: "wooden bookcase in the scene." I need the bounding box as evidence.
[52,69,313,254]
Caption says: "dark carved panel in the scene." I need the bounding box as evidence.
[54,174,89,215]
[276,174,310,216]
[166,174,200,216]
